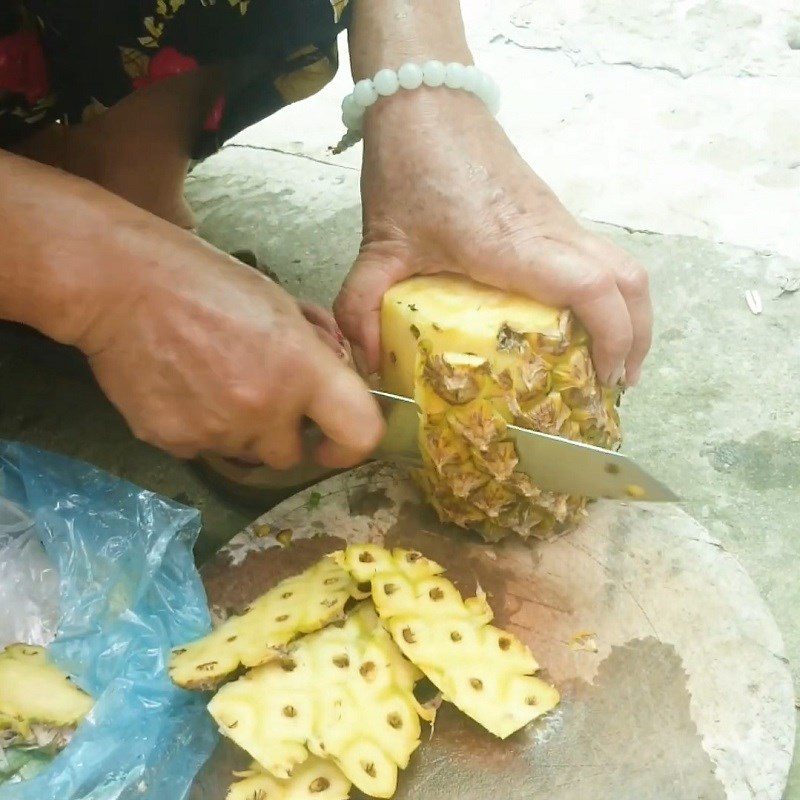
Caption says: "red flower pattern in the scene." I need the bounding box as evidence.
[132,46,225,132]
[0,30,49,105]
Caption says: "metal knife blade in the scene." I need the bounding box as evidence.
[371,390,679,502]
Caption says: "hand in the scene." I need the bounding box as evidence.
[79,221,384,468]
[334,90,652,387]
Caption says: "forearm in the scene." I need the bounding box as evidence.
[0,151,137,347]
[348,0,472,78]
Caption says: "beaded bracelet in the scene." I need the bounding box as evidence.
[338,61,501,142]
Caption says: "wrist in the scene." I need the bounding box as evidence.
[0,153,142,350]
[348,0,472,79]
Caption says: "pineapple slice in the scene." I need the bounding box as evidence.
[227,757,350,800]
[381,274,621,541]
[334,546,560,739]
[170,559,363,691]
[0,644,93,748]
[209,603,431,799]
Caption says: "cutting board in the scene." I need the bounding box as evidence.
[190,463,795,800]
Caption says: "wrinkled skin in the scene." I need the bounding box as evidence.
[335,90,652,388]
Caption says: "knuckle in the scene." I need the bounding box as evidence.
[617,260,650,297]
[574,268,616,302]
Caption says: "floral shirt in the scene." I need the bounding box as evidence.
[0,0,350,158]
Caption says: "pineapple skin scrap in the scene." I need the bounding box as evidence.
[209,603,428,799]
[0,644,93,740]
[169,559,362,691]
[334,546,560,739]
[226,757,350,800]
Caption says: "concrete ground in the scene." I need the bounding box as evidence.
[1,0,798,794]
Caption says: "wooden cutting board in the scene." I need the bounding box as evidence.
[190,463,795,800]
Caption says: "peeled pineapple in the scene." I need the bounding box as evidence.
[0,644,93,751]
[334,546,560,739]
[209,603,431,799]
[170,559,363,691]
[227,757,350,800]
[381,274,622,541]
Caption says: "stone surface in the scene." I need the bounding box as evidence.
[194,464,795,800]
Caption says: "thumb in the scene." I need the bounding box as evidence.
[334,246,414,374]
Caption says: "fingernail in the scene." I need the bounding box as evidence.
[606,365,625,388]
[626,367,640,387]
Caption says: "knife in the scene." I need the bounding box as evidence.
[370,390,679,503]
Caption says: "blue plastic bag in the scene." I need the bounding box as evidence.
[0,441,218,800]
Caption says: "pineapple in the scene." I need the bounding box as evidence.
[0,644,93,752]
[209,603,431,799]
[227,757,350,800]
[334,546,560,739]
[381,274,622,540]
[170,559,364,691]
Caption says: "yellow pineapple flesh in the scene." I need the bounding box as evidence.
[381,274,622,541]
[0,644,94,749]
[170,559,363,691]
[334,546,560,739]
[208,603,430,799]
[227,757,351,800]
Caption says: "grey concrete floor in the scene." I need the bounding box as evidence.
[1,143,797,794]
[2,0,799,793]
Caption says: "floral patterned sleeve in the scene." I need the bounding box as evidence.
[1,0,351,159]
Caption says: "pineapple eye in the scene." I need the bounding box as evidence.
[357,582,371,594]
[362,762,377,778]
[383,583,398,595]
[450,631,462,642]
[226,635,238,643]
[197,661,217,671]
[332,655,350,668]
[309,777,330,793]
[323,577,339,586]
[429,587,444,601]
[526,696,538,706]
[275,614,290,622]
[387,712,403,729]
[406,551,421,562]
[402,628,417,644]
[280,658,297,672]
[281,591,294,598]
[358,551,375,563]
[359,661,377,681]
[320,598,338,607]
[173,648,187,655]
[282,705,297,718]
[470,678,483,691]
[498,637,511,651]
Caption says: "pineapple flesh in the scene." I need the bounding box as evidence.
[170,559,363,691]
[209,603,430,799]
[227,757,351,800]
[381,274,622,541]
[334,546,560,740]
[0,644,93,751]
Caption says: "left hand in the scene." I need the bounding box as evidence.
[334,89,652,388]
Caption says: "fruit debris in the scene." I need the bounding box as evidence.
[334,546,560,739]
[170,559,365,691]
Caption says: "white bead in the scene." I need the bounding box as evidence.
[373,68,400,96]
[444,62,467,90]
[342,106,364,131]
[421,60,446,87]
[461,65,481,94]
[352,79,379,108]
[342,94,362,117]
[397,62,424,90]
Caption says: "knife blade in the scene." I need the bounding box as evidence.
[371,390,679,502]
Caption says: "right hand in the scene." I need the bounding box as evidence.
[78,220,385,469]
